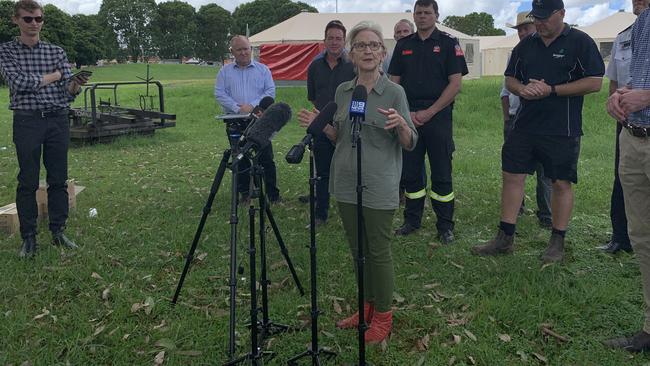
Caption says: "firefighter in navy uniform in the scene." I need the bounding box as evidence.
[388,0,468,244]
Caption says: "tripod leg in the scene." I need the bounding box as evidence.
[172,150,231,304]
[265,205,305,296]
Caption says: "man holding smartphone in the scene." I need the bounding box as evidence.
[0,0,89,257]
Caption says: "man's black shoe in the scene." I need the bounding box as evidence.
[19,236,38,258]
[394,223,419,236]
[52,232,78,249]
[598,240,633,254]
[603,331,650,352]
[438,230,455,245]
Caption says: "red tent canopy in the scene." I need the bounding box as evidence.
[260,43,325,81]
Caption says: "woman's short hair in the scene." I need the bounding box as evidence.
[346,21,385,50]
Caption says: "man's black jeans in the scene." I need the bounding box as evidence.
[13,111,70,239]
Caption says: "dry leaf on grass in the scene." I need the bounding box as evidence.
[196,252,208,262]
[532,352,548,363]
[498,334,512,342]
[423,283,440,289]
[452,334,461,344]
[154,350,165,365]
[539,324,569,342]
[33,308,50,320]
[153,320,167,330]
[468,355,476,365]
[516,350,528,361]
[91,272,103,280]
[448,356,456,365]
[101,288,111,301]
[393,292,405,304]
[333,300,342,315]
[93,325,106,337]
[415,334,430,352]
[463,329,477,341]
[449,261,464,270]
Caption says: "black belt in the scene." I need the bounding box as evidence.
[623,121,650,138]
[13,109,68,118]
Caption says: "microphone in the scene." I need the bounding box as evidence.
[349,85,367,145]
[285,102,338,164]
[234,102,292,165]
[240,96,275,141]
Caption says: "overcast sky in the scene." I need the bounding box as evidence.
[41,0,634,33]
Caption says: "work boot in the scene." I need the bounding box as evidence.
[394,223,419,236]
[365,310,392,344]
[541,233,564,264]
[52,232,78,249]
[603,331,650,352]
[336,302,374,330]
[438,229,455,245]
[19,236,38,258]
[470,229,514,256]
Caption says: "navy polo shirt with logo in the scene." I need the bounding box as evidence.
[505,24,605,137]
[388,29,469,114]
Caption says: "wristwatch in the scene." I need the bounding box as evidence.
[550,85,557,97]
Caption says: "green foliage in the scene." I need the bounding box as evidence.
[99,0,157,62]
[71,14,106,67]
[0,0,15,43]
[232,0,317,36]
[195,4,232,62]
[443,12,506,36]
[41,4,76,61]
[151,1,197,60]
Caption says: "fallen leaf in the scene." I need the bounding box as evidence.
[333,300,342,315]
[321,330,335,338]
[130,303,143,313]
[516,351,528,361]
[498,334,512,343]
[393,292,405,304]
[33,308,50,320]
[153,320,167,330]
[448,356,456,365]
[449,261,464,270]
[423,283,440,289]
[532,352,548,364]
[144,297,155,315]
[101,288,111,301]
[154,350,165,365]
[155,338,176,350]
[93,325,106,337]
[464,329,477,341]
[452,334,461,344]
[407,274,419,280]
[122,333,131,340]
[416,334,430,352]
[91,272,103,280]
[196,252,208,262]
[468,355,476,365]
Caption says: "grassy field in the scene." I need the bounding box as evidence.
[0,64,646,365]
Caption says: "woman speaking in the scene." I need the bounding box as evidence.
[298,21,417,344]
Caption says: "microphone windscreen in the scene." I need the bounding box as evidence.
[246,102,292,148]
[307,102,338,137]
[349,85,367,120]
[258,96,275,111]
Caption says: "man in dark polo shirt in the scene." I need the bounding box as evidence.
[305,20,355,225]
[0,0,88,257]
[389,0,468,244]
[471,0,604,263]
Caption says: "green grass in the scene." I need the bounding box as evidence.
[0,65,646,365]
[76,63,219,83]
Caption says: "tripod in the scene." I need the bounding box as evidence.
[171,124,304,364]
[287,140,337,366]
[352,118,368,366]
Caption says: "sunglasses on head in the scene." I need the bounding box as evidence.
[22,16,43,23]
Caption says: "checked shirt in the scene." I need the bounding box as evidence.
[630,8,650,126]
[0,38,75,111]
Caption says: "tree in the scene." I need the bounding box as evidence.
[0,0,16,43]
[72,14,105,67]
[99,0,157,62]
[195,4,232,62]
[232,0,317,36]
[151,1,197,59]
[41,4,76,62]
[443,12,505,36]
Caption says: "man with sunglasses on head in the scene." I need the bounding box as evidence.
[0,0,89,258]
[471,0,604,263]
[389,0,468,244]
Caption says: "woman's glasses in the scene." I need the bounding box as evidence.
[352,41,383,51]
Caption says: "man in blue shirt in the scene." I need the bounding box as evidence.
[604,5,650,352]
[215,35,280,203]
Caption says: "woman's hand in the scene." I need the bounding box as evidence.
[297,108,319,128]
[378,107,406,131]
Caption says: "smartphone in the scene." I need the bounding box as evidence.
[72,70,92,79]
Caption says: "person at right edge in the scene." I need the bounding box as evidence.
[604,3,650,352]
[471,0,604,263]
[598,0,650,254]
[388,0,468,244]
